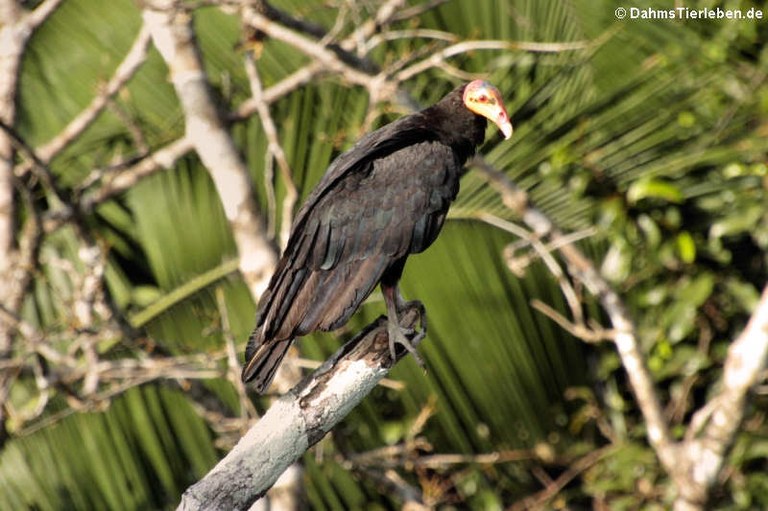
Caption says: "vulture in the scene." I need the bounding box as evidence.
[243,80,512,393]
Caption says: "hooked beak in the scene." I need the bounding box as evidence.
[496,113,513,139]
[463,79,513,139]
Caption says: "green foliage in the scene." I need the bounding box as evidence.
[3,0,767,509]
[0,387,217,510]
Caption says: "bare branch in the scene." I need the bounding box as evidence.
[530,299,612,344]
[353,466,426,508]
[242,49,298,250]
[27,0,65,29]
[142,0,277,299]
[33,23,152,166]
[0,0,64,275]
[178,308,421,510]
[39,135,195,233]
[397,39,592,82]
[241,9,378,90]
[345,0,405,54]
[232,61,327,120]
[361,28,457,54]
[672,286,768,510]
[12,350,230,436]
[390,0,450,23]
[346,442,540,470]
[472,159,678,476]
[476,212,588,328]
[0,0,31,354]
[509,446,613,511]
[216,287,258,424]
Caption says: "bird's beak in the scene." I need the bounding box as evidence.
[495,111,513,140]
[463,80,513,139]
[473,100,513,140]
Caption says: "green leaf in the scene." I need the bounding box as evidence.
[676,231,696,264]
[626,178,684,204]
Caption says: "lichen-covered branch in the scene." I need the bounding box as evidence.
[178,310,420,510]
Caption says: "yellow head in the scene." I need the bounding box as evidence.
[463,80,513,139]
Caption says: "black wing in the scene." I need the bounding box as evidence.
[242,130,461,387]
[260,138,461,340]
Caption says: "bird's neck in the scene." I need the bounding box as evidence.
[423,102,487,162]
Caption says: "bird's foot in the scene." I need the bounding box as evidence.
[386,300,427,369]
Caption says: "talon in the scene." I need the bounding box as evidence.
[382,284,428,368]
[387,320,425,368]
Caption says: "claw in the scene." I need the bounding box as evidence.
[382,283,428,368]
[387,316,426,368]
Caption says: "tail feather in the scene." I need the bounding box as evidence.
[241,328,294,393]
[242,257,389,393]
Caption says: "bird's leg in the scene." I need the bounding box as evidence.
[382,283,427,368]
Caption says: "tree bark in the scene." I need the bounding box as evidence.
[143,0,277,299]
[178,310,419,510]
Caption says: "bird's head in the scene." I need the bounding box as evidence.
[462,80,513,139]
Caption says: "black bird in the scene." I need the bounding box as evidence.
[243,80,512,392]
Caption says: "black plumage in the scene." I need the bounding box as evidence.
[243,80,512,393]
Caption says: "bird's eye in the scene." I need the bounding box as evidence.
[477,95,488,103]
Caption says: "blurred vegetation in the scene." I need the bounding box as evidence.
[1,0,767,509]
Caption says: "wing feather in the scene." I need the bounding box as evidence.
[253,139,461,352]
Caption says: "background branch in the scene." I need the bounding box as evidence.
[16,23,152,176]
[475,158,768,510]
[242,49,298,249]
[673,286,768,510]
[143,0,277,299]
[0,0,65,444]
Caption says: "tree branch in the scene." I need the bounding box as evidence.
[475,157,768,510]
[396,39,591,82]
[0,0,31,351]
[178,309,421,510]
[33,22,152,167]
[26,0,65,29]
[241,9,380,91]
[232,60,327,120]
[142,0,277,299]
[673,285,768,510]
[242,48,298,249]
[0,1,64,442]
[472,158,678,471]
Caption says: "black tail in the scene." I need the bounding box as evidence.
[241,328,293,394]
